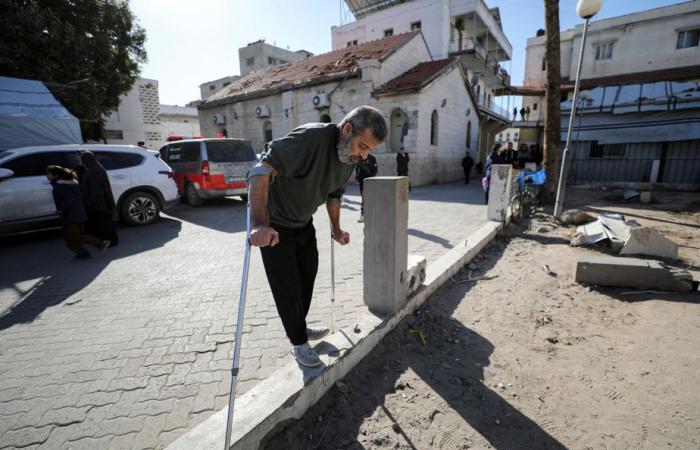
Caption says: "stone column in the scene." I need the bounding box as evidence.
[363,176,409,315]
[487,164,513,222]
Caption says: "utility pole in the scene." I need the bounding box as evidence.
[543,0,562,199]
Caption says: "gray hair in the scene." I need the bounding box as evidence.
[338,106,387,142]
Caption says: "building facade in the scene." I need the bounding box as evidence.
[159,105,201,140]
[102,78,163,148]
[198,32,479,186]
[238,40,312,76]
[199,76,240,100]
[333,0,514,163]
[510,1,700,186]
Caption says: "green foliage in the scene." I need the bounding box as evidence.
[0,0,147,140]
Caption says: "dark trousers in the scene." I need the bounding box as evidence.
[260,221,318,346]
[87,210,119,247]
[62,223,102,255]
[463,167,471,184]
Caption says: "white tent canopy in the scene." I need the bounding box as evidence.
[0,76,83,150]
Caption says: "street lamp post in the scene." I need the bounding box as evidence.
[553,0,603,218]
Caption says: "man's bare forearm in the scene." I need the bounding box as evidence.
[249,174,270,227]
[326,199,341,233]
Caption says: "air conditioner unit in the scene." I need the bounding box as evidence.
[211,113,225,125]
[255,105,271,118]
[312,93,329,109]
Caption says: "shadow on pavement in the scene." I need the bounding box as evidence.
[0,218,182,331]
[407,228,452,249]
[264,236,566,450]
[165,197,247,233]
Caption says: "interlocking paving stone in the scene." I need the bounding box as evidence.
[0,182,486,449]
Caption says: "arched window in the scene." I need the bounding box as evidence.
[430,110,438,146]
[319,114,331,123]
[263,121,272,143]
[466,121,472,148]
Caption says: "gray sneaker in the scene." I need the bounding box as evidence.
[306,326,330,341]
[291,342,322,368]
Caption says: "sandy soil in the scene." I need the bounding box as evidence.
[263,187,700,450]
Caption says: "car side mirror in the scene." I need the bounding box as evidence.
[0,168,14,181]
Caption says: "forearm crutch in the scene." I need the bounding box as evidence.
[330,234,336,333]
[224,200,252,450]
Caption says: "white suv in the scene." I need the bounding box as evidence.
[0,144,179,234]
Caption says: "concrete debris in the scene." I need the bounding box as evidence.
[640,191,652,204]
[558,209,596,226]
[575,255,694,292]
[571,213,678,260]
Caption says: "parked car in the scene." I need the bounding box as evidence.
[0,144,179,235]
[158,138,257,206]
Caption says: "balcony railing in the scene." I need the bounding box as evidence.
[449,38,511,86]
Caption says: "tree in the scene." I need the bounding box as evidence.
[0,0,147,140]
[543,0,561,197]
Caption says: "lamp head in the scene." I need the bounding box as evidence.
[576,0,603,19]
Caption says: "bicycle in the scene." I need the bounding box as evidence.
[510,169,546,224]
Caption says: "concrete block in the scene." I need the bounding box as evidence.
[575,255,693,291]
[487,164,513,222]
[363,177,409,315]
[620,227,678,260]
[406,255,426,296]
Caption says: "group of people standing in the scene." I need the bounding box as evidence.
[513,106,531,121]
[48,151,119,259]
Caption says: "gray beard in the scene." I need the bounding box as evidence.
[336,136,354,165]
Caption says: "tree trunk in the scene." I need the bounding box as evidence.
[543,0,561,198]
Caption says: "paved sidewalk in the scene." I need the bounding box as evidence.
[0,182,486,449]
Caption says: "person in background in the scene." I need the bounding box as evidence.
[355,151,378,223]
[47,165,109,259]
[461,151,474,184]
[76,151,119,247]
[396,146,409,177]
[503,141,517,168]
[483,143,504,205]
[519,107,526,121]
[512,107,518,121]
[525,106,531,121]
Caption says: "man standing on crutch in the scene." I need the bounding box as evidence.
[247,106,387,368]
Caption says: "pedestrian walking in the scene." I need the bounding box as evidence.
[247,106,387,368]
[519,107,526,121]
[525,106,531,121]
[76,151,119,247]
[47,165,109,259]
[356,152,378,223]
[483,143,504,205]
[461,152,474,184]
[396,147,409,176]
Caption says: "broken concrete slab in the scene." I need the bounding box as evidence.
[575,255,693,292]
[620,227,678,260]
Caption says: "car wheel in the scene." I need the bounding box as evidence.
[121,191,160,226]
[185,183,204,207]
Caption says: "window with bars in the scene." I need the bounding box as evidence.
[594,42,614,60]
[589,141,626,158]
[677,29,700,49]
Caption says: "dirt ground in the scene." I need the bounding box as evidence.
[263,187,700,450]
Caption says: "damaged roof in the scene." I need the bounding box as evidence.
[200,32,419,109]
[372,58,458,97]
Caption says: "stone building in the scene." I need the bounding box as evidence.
[102,78,162,148]
[332,0,514,164]
[506,1,700,186]
[239,39,313,76]
[199,76,240,100]
[159,104,201,140]
[198,32,479,186]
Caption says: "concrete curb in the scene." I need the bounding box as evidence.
[167,220,503,450]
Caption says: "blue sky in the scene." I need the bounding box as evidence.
[130,0,688,106]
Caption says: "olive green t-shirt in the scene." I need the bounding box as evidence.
[261,123,354,228]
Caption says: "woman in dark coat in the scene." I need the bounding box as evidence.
[76,151,119,246]
[47,165,109,259]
